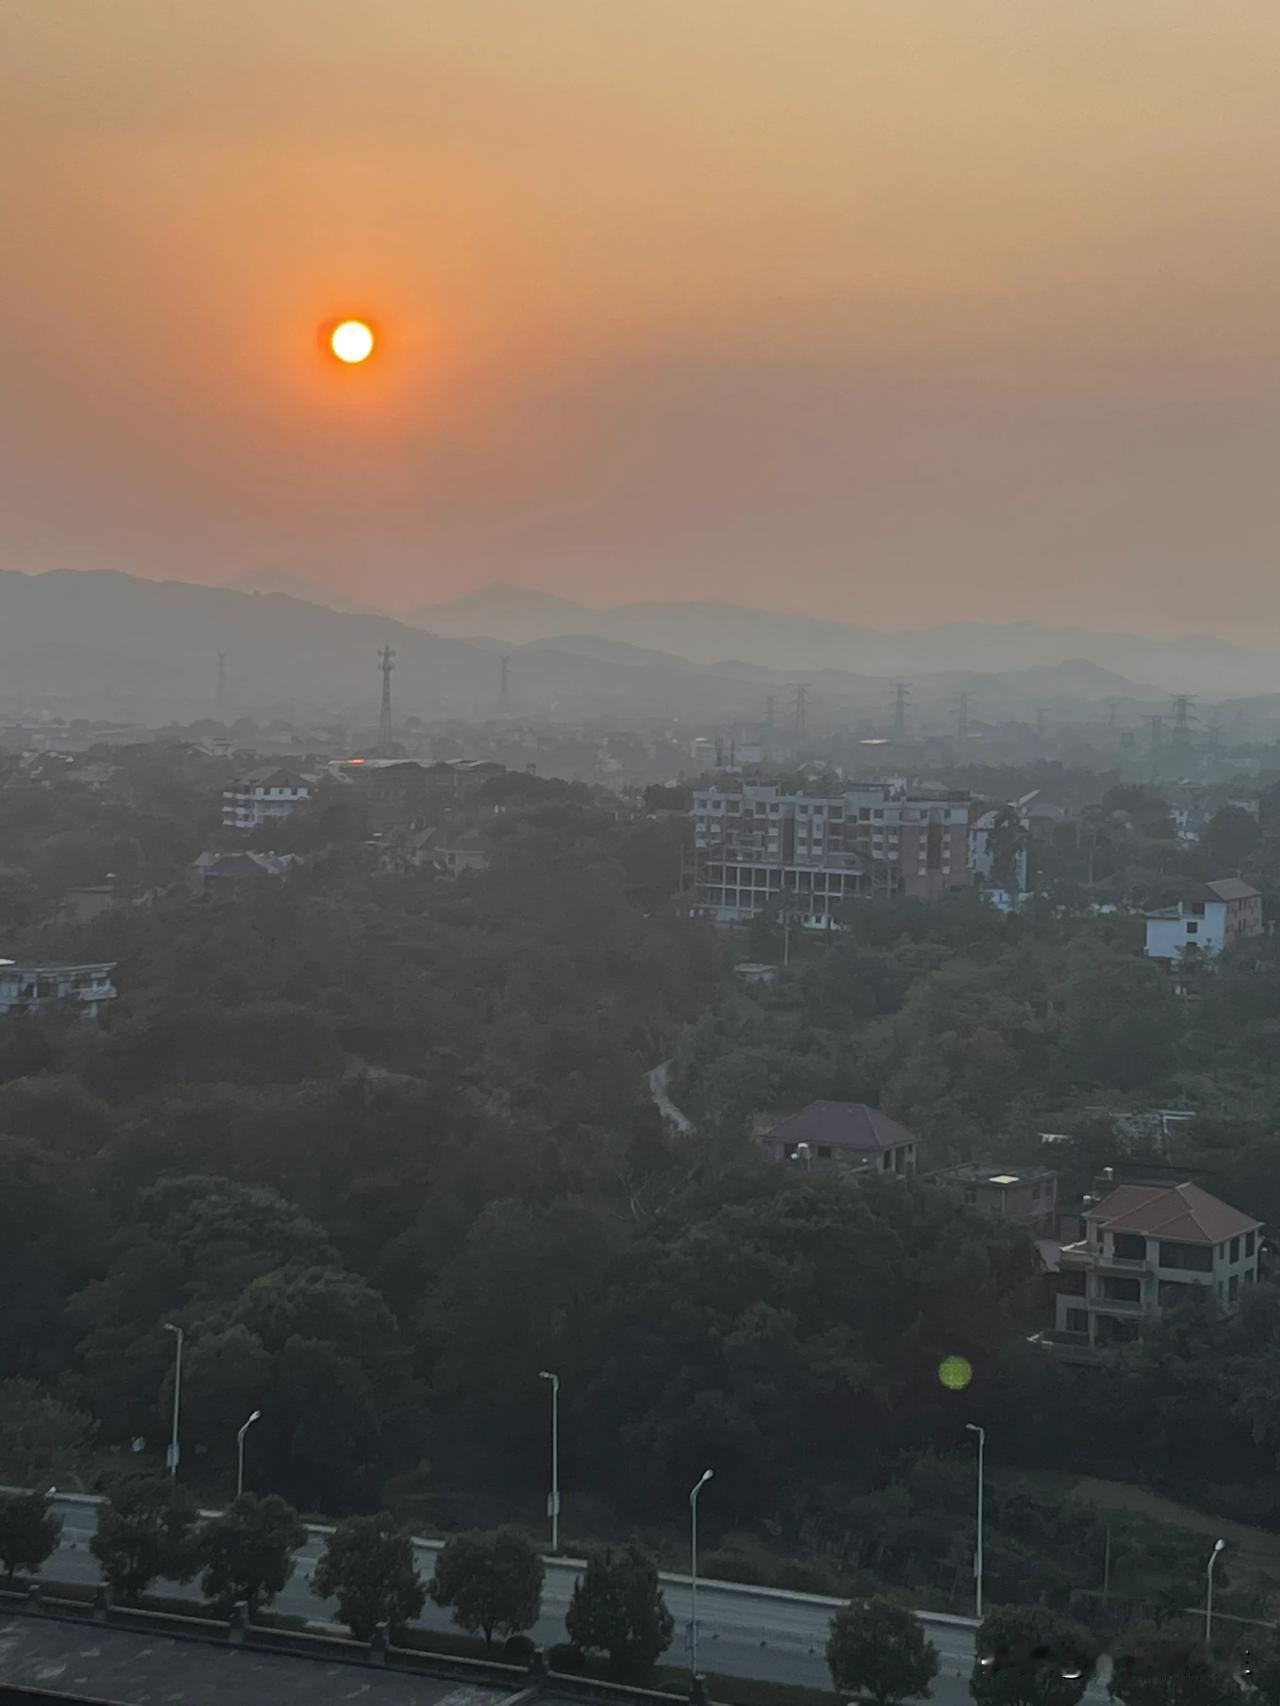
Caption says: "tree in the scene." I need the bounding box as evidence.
[1203,807,1260,874]
[970,1606,1096,1706]
[0,1491,62,1582]
[90,1476,200,1604]
[429,1529,544,1648]
[828,1596,939,1705]
[565,1543,674,1681]
[1109,1630,1239,1706]
[1242,1633,1280,1706]
[988,809,1028,897]
[198,1493,306,1616]
[312,1512,425,1641]
[0,1379,96,1487]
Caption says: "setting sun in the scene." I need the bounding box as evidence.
[330,320,375,364]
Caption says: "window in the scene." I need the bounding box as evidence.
[1065,1308,1089,1334]
[1230,1236,1240,1263]
[1113,1233,1146,1261]
[1186,922,1198,935]
[1247,1231,1256,1257]
[1158,1241,1213,1272]
[1229,1274,1240,1302]
[1101,1276,1141,1302]
[1189,901,1206,917]
[1059,1270,1086,1295]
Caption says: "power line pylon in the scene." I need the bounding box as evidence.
[377,644,396,751]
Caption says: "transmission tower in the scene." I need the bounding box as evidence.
[499,655,510,715]
[215,652,228,722]
[765,694,776,726]
[954,691,971,739]
[1036,707,1047,750]
[891,682,911,740]
[792,684,809,733]
[377,644,396,751]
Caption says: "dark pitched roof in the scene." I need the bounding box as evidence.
[1206,878,1261,902]
[1089,1180,1260,1243]
[1172,878,1261,904]
[767,1101,915,1152]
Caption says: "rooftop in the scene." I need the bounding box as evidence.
[768,1101,915,1152]
[935,1162,1056,1187]
[1087,1180,1260,1243]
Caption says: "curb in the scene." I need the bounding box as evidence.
[39,1490,978,1632]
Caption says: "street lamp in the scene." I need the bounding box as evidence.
[1205,1538,1226,1649]
[539,1371,560,1553]
[163,1323,184,1479]
[689,1469,714,1680]
[966,1424,986,1622]
[236,1409,261,1499]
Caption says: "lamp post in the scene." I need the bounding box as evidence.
[689,1469,713,1680]
[1205,1538,1226,1649]
[236,1409,261,1499]
[163,1323,184,1479]
[966,1424,985,1622]
[539,1370,560,1553]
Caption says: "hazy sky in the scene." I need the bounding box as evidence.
[4,2,1279,635]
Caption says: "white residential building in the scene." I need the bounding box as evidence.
[1144,878,1263,962]
[221,767,312,830]
[1055,1180,1261,1349]
[0,961,117,1017]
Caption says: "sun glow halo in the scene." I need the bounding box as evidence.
[330,320,375,364]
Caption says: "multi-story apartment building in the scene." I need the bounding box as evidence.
[0,961,117,1017]
[221,766,312,830]
[1054,1179,1261,1349]
[691,781,971,925]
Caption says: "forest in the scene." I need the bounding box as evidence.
[5,747,1280,1625]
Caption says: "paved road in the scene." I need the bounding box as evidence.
[647,1060,694,1134]
[49,1496,987,1698]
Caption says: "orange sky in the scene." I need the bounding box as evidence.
[4,1,1279,634]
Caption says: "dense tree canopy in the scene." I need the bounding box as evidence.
[2,752,1280,1628]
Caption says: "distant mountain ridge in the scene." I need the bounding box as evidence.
[410,582,1275,696]
[0,568,1262,724]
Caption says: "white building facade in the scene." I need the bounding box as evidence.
[221,767,312,830]
[1144,878,1263,962]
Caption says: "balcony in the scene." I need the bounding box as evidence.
[1090,1294,1145,1313]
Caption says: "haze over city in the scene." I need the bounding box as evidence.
[6,0,1280,639]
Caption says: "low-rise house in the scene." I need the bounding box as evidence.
[932,1163,1057,1233]
[1054,1180,1261,1349]
[1144,878,1263,962]
[759,1101,918,1175]
[190,850,299,889]
[0,960,117,1016]
[221,766,312,830]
